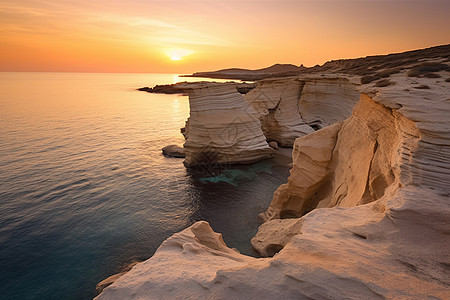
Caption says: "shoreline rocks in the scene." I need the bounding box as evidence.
[97,46,450,299]
[161,145,185,158]
[137,82,257,95]
[137,85,187,95]
[95,261,139,295]
[260,93,415,222]
[244,76,360,147]
[97,80,450,298]
[178,82,275,167]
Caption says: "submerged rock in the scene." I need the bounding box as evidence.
[162,145,185,158]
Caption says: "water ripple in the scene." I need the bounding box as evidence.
[0,72,290,300]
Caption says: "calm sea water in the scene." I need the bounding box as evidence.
[0,72,290,299]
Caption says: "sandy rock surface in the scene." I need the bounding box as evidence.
[97,52,450,299]
[179,82,274,166]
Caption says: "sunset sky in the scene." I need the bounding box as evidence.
[1,0,449,73]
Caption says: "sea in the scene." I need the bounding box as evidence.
[0,72,291,299]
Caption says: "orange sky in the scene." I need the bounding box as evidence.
[1,0,449,73]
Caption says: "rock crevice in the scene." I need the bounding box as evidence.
[245,76,360,147]
[260,93,420,223]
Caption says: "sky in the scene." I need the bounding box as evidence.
[0,0,449,73]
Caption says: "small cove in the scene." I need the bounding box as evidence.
[0,72,290,299]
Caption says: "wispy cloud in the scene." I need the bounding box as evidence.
[0,0,231,51]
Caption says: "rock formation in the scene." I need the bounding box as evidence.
[253,65,450,258]
[297,77,361,129]
[268,141,279,150]
[179,82,275,167]
[97,49,450,299]
[244,76,360,147]
[161,145,185,158]
[259,93,413,221]
[137,82,256,95]
[244,77,314,147]
[95,262,139,295]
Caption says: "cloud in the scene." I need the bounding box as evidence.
[0,0,231,51]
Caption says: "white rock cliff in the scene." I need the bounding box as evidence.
[245,76,360,147]
[179,82,275,166]
[96,64,450,299]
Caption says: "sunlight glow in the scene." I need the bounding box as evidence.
[1,1,448,73]
[166,49,194,61]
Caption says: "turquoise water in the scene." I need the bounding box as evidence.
[0,72,290,299]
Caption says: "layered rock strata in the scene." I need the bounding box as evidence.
[253,68,450,258]
[245,76,360,147]
[97,60,450,299]
[259,94,412,221]
[179,82,275,166]
[297,77,361,128]
[244,77,313,147]
[96,188,450,299]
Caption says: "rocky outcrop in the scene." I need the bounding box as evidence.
[297,77,361,129]
[244,76,360,147]
[98,56,450,299]
[244,77,314,147]
[259,93,416,221]
[179,82,275,167]
[161,145,185,158]
[96,187,450,299]
[259,121,343,221]
[255,65,450,254]
[95,221,259,300]
[137,82,256,95]
[95,262,139,295]
[251,218,302,257]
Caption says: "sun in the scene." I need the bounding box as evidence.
[166,49,194,61]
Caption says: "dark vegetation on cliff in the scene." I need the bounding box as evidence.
[183,44,450,83]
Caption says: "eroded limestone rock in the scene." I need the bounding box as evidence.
[161,145,185,158]
[261,94,419,221]
[97,58,450,299]
[251,218,303,257]
[96,186,450,300]
[95,262,139,295]
[245,76,360,147]
[297,77,360,129]
[268,141,279,150]
[179,82,274,166]
[245,77,313,147]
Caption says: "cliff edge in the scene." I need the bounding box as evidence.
[96,49,450,299]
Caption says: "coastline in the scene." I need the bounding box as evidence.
[96,44,450,299]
